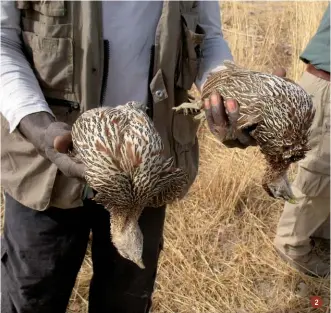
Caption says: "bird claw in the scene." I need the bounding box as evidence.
[193,111,206,121]
[172,102,202,116]
[135,259,145,269]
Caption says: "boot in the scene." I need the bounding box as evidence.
[311,237,330,262]
[277,248,330,277]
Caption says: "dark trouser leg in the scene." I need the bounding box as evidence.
[88,201,166,313]
[1,193,91,313]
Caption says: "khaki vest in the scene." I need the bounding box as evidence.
[1,0,205,210]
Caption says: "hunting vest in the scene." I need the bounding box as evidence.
[1,1,205,210]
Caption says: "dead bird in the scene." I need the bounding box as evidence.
[71,101,188,268]
[173,60,315,203]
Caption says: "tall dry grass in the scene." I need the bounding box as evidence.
[67,2,330,313]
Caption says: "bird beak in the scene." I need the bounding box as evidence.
[135,259,145,269]
[287,197,298,204]
[264,172,297,203]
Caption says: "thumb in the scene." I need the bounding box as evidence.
[54,132,73,153]
[272,67,287,78]
[46,147,86,179]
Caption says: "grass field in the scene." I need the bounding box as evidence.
[66,2,330,313]
[1,1,330,313]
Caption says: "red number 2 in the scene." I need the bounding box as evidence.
[310,296,323,308]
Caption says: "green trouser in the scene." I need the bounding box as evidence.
[274,71,330,256]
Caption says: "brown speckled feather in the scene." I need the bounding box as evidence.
[72,102,188,208]
[70,101,188,267]
[173,60,315,202]
[193,61,314,163]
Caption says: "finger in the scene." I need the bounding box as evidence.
[54,132,73,153]
[58,156,86,179]
[46,149,86,179]
[272,67,286,78]
[44,122,72,149]
[210,92,226,127]
[224,99,240,123]
[224,99,238,113]
[204,98,215,131]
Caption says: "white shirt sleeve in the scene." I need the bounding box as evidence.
[0,1,54,133]
[195,0,233,91]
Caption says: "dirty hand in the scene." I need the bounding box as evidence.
[202,66,287,149]
[18,112,86,179]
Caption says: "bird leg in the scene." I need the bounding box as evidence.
[194,110,207,121]
[172,101,204,117]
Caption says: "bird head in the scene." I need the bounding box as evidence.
[110,209,145,269]
[262,169,296,203]
[257,108,312,204]
[261,154,298,203]
[263,140,311,202]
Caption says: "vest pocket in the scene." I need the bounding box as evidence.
[22,17,72,38]
[172,113,200,190]
[22,31,74,93]
[175,13,205,90]
[294,166,330,198]
[17,1,66,17]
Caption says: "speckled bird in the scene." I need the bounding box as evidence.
[71,101,188,268]
[173,60,315,202]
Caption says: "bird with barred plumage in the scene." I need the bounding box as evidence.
[173,60,315,203]
[71,101,188,269]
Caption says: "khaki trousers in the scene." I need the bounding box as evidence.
[274,71,330,257]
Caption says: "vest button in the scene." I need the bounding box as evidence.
[155,90,164,98]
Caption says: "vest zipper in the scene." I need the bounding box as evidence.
[100,40,110,106]
[146,45,155,119]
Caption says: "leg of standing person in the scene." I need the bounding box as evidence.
[274,71,330,277]
[1,193,91,313]
[88,199,165,313]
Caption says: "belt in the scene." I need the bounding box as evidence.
[306,64,330,81]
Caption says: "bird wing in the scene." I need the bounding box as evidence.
[72,106,135,207]
[72,103,189,209]
[145,157,189,208]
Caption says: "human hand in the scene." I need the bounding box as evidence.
[202,66,287,148]
[203,92,256,148]
[19,112,86,179]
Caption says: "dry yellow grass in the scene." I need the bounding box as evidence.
[1,1,329,313]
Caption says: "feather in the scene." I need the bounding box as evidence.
[71,102,189,268]
[173,60,315,202]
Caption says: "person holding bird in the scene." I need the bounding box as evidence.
[202,5,330,278]
[0,1,238,312]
